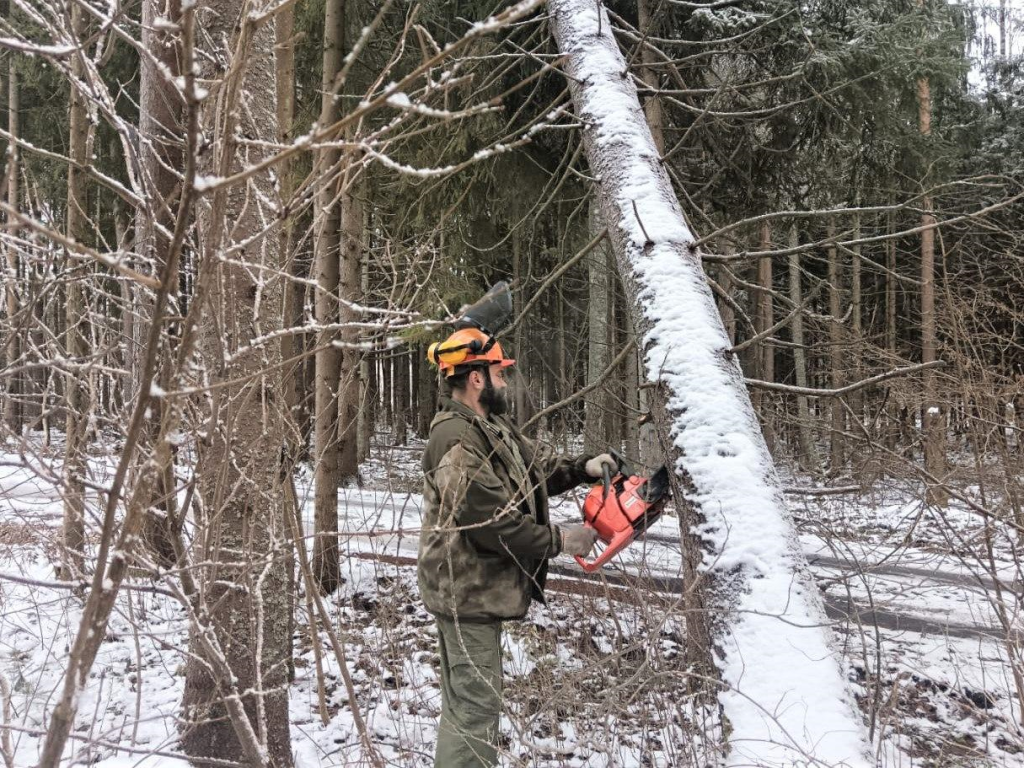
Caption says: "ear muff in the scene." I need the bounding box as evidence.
[428,337,485,367]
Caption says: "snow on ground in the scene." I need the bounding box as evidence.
[0,437,1022,766]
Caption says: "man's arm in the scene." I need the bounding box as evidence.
[516,432,590,497]
[436,442,561,559]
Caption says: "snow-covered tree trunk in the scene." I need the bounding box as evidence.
[548,3,870,765]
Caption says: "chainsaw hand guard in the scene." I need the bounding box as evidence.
[574,527,634,572]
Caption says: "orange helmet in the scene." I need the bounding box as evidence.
[427,328,516,378]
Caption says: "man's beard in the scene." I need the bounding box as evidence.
[480,381,510,416]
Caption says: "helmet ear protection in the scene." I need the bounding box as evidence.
[427,335,495,367]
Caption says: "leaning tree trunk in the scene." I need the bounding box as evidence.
[312,0,346,593]
[180,2,292,764]
[62,0,90,582]
[549,3,870,765]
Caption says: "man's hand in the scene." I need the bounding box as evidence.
[585,453,617,478]
[560,525,599,556]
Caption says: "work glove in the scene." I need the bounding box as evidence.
[585,453,617,478]
[560,524,599,557]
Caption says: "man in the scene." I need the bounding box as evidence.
[418,326,615,767]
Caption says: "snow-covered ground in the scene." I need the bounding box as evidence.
[0,438,1022,766]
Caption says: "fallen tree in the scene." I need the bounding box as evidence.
[547,2,871,765]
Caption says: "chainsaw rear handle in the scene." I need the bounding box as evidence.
[574,526,634,573]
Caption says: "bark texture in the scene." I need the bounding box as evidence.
[549,3,870,764]
[312,0,346,593]
[826,220,845,471]
[337,149,363,478]
[137,0,183,569]
[180,3,292,763]
[916,24,947,505]
[584,202,613,455]
[787,223,819,473]
[62,0,89,581]
[4,48,21,434]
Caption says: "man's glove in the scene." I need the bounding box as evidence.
[585,453,617,478]
[560,525,599,557]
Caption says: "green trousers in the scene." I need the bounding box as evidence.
[434,616,503,768]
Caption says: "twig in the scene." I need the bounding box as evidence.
[745,361,947,398]
[631,199,653,246]
[503,227,608,336]
[525,339,636,430]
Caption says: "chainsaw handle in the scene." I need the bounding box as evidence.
[574,527,634,573]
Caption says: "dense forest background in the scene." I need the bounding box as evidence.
[1,0,1023,765]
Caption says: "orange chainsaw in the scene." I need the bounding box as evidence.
[575,452,670,573]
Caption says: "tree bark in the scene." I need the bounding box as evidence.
[62,0,89,581]
[636,0,664,156]
[181,2,292,763]
[849,208,864,427]
[584,202,612,455]
[756,221,776,452]
[137,0,183,569]
[312,0,346,592]
[826,219,845,472]
[788,223,819,473]
[277,0,302,455]
[392,349,409,445]
[337,155,363,480]
[549,4,870,763]
[917,5,947,505]
[4,44,21,434]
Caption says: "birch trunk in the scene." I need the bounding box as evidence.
[62,0,89,581]
[181,1,292,762]
[549,4,870,764]
[312,0,346,592]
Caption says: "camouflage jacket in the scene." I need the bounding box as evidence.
[417,398,590,622]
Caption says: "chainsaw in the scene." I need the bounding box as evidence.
[575,451,671,573]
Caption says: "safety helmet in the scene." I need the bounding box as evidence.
[427,327,516,378]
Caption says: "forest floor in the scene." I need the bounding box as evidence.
[0,433,1022,767]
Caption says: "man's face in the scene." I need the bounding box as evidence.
[477,364,511,416]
